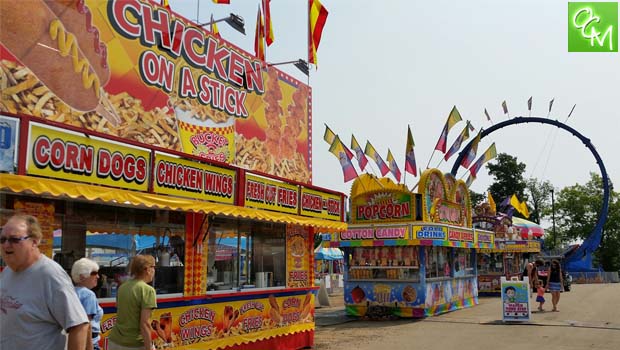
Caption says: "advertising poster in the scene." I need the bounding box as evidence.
[500,277,531,322]
[286,224,310,288]
[0,0,311,183]
[0,115,17,172]
[13,200,55,258]
[99,292,314,350]
[351,190,414,223]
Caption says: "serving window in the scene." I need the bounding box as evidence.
[206,217,286,291]
[1,194,187,297]
[425,246,452,279]
[453,249,474,277]
[477,252,504,274]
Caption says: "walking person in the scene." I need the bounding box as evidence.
[108,254,157,350]
[0,214,90,350]
[523,259,544,294]
[536,279,546,311]
[548,259,564,311]
[72,258,104,350]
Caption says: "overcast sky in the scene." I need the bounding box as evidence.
[173,0,620,199]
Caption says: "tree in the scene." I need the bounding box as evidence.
[525,177,553,224]
[554,173,620,271]
[469,190,485,208]
[486,153,527,213]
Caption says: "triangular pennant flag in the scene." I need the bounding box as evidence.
[329,136,358,182]
[460,131,481,169]
[405,125,417,176]
[351,135,369,171]
[364,141,390,176]
[434,106,462,153]
[468,143,497,177]
[444,121,471,161]
[386,149,402,182]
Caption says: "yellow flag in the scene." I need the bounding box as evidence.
[488,192,496,214]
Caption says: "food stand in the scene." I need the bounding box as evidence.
[0,1,347,349]
[322,170,494,318]
[473,204,543,295]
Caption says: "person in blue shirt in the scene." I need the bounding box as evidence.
[72,258,104,350]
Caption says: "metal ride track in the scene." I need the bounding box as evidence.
[450,116,610,270]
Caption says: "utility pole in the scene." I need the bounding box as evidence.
[551,188,557,250]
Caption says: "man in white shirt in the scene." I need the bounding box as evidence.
[0,214,90,350]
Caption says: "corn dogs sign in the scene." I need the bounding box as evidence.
[26,123,150,191]
[0,0,312,184]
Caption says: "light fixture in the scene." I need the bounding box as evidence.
[267,59,309,76]
[198,13,246,35]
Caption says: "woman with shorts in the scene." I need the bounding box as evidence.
[547,259,564,311]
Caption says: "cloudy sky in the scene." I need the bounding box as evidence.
[173,0,620,198]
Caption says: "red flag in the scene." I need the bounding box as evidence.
[405,125,417,176]
[309,0,328,65]
[254,6,265,61]
[262,0,274,46]
[212,0,231,4]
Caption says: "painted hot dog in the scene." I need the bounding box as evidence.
[44,0,110,86]
[0,0,119,124]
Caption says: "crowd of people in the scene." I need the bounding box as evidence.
[1,214,158,350]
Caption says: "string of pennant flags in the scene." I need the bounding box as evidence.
[325,97,577,186]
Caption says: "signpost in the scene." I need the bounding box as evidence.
[501,276,531,322]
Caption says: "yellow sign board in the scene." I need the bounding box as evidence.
[26,123,150,191]
[244,174,298,214]
[153,153,236,204]
[299,187,342,221]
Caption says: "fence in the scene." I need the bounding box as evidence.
[570,271,619,284]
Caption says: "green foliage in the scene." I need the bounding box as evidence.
[525,178,554,224]
[554,173,619,271]
[486,153,528,212]
[469,190,485,208]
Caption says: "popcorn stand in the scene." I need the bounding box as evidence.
[0,1,347,349]
[322,170,494,318]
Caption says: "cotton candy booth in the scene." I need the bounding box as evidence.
[323,170,494,318]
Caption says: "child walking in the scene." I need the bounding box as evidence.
[536,280,546,311]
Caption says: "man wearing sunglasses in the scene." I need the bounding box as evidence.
[0,214,90,350]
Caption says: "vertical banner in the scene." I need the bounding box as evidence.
[501,276,531,322]
[286,224,310,288]
[13,200,55,258]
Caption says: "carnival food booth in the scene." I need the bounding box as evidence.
[0,1,348,349]
[322,171,494,318]
[473,204,542,295]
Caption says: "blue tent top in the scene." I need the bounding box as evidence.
[53,234,169,251]
[314,246,343,261]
